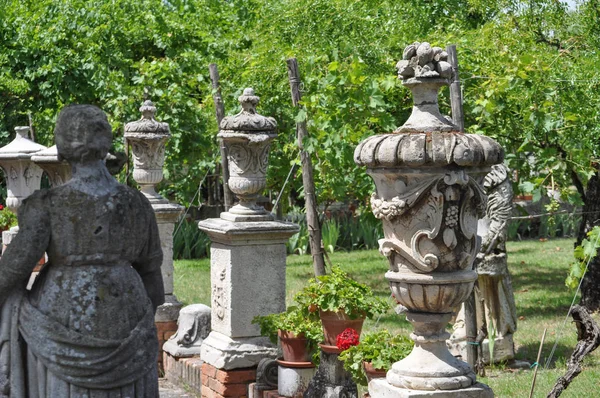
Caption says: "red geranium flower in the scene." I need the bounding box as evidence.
[336,327,360,351]
[0,205,4,210]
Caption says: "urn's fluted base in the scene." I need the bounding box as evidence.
[386,312,478,392]
[369,379,493,398]
[221,201,274,222]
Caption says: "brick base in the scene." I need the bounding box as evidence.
[201,362,256,398]
[156,320,178,374]
[164,352,260,398]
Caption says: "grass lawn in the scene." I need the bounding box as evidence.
[174,238,599,397]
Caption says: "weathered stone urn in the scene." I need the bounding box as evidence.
[355,42,501,397]
[125,100,184,322]
[218,88,277,222]
[0,126,46,214]
[125,100,172,204]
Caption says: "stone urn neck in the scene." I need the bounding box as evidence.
[398,78,455,133]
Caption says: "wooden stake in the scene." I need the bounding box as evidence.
[209,63,233,211]
[448,44,477,369]
[530,328,547,398]
[28,113,35,142]
[447,44,464,133]
[286,58,326,277]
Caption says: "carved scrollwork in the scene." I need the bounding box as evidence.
[130,140,166,170]
[376,172,489,273]
[256,358,278,388]
[213,269,226,320]
[410,185,443,271]
[227,143,270,175]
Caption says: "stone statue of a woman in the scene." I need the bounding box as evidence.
[0,105,164,397]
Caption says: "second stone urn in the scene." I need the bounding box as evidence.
[355,42,501,397]
[219,88,277,222]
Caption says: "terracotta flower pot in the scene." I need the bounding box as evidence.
[278,330,311,363]
[319,310,364,346]
[363,361,387,382]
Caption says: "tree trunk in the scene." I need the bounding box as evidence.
[286,58,327,277]
[209,63,234,211]
[578,172,600,311]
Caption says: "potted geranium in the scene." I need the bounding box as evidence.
[253,306,322,364]
[294,266,389,348]
[0,205,17,232]
[338,329,413,386]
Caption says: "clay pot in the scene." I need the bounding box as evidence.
[363,361,387,382]
[278,330,311,363]
[319,310,364,346]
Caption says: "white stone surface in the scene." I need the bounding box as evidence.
[198,218,298,370]
[278,365,316,397]
[369,379,493,397]
[209,241,286,338]
[200,331,277,370]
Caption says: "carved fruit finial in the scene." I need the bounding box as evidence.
[238,88,260,114]
[139,100,157,120]
[396,42,452,80]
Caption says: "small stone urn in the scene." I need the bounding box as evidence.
[0,126,46,214]
[218,88,277,222]
[355,42,501,397]
[125,100,171,204]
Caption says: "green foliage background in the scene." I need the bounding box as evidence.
[0,0,598,207]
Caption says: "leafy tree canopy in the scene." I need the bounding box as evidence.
[0,0,598,209]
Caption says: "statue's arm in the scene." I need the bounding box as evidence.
[0,193,50,306]
[132,199,164,313]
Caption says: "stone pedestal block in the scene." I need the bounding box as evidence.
[368,380,493,397]
[199,218,298,370]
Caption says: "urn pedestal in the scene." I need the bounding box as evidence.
[355,42,502,398]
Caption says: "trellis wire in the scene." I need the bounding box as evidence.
[272,161,298,214]
[173,169,210,238]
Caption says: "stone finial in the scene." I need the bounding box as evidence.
[125,100,170,135]
[219,88,277,132]
[396,42,452,80]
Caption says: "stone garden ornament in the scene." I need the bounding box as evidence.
[218,87,277,222]
[355,42,501,397]
[0,105,164,397]
[450,164,517,363]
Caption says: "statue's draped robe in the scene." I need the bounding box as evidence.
[0,185,162,398]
